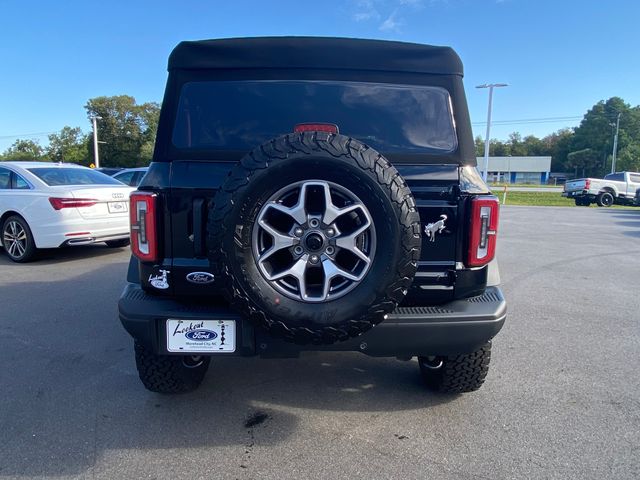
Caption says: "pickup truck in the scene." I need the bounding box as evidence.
[563,171,640,207]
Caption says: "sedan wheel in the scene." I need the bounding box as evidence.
[2,216,36,262]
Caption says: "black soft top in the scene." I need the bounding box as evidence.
[169,37,463,76]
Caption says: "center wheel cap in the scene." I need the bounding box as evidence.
[305,233,324,251]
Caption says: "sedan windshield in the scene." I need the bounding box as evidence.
[28,168,122,186]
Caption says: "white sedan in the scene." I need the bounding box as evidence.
[0,162,135,262]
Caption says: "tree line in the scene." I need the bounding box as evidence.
[0,95,159,168]
[475,97,640,177]
[2,95,639,178]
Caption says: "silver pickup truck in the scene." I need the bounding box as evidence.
[563,171,640,207]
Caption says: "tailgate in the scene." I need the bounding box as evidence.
[161,161,463,301]
[399,165,461,304]
[564,179,587,192]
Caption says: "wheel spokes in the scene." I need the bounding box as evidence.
[265,182,315,225]
[318,181,365,225]
[14,240,25,256]
[4,222,27,258]
[335,220,372,264]
[253,180,376,303]
[320,256,362,300]
[256,219,295,264]
[266,256,309,299]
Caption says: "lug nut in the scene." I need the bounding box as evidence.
[294,246,304,255]
[326,228,335,237]
[309,219,319,228]
[326,246,335,255]
[294,227,304,237]
[309,254,320,264]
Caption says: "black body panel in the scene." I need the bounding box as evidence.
[137,161,488,303]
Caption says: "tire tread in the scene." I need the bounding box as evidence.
[208,132,421,344]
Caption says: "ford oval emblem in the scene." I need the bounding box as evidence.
[186,272,215,284]
[185,329,218,341]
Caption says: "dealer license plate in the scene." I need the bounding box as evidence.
[108,201,128,214]
[166,319,236,353]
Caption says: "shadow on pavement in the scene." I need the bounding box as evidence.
[0,243,129,266]
[0,264,454,477]
[593,208,640,238]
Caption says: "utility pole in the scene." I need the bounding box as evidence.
[476,83,508,182]
[91,115,102,168]
[611,113,621,174]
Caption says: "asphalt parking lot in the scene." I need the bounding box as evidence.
[1,206,639,480]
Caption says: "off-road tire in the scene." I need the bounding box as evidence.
[2,215,37,262]
[134,342,210,393]
[596,191,614,207]
[105,238,130,248]
[574,198,589,207]
[208,132,421,345]
[419,342,492,393]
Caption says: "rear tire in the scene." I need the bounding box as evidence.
[134,342,210,393]
[418,342,492,393]
[208,132,421,345]
[2,215,37,262]
[105,238,130,248]
[574,198,589,206]
[596,192,614,207]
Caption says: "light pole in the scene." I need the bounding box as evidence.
[476,83,508,182]
[90,115,102,168]
[611,112,621,174]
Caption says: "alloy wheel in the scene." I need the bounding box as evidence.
[252,180,376,302]
[3,220,28,260]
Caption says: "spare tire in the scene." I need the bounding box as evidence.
[208,132,421,344]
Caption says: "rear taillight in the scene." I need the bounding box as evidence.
[468,195,499,267]
[130,192,158,262]
[49,198,97,210]
[585,179,591,190]
[294,123,339,134]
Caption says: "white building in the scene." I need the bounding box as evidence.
[476,156,552,184]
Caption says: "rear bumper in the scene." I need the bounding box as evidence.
[119,283,506,357]
[562,190,589,198]
[33,218,130,248]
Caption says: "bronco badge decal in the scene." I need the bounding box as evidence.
[424,214,447,242]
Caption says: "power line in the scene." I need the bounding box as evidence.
[472,115,582,126]
[0,131,58,140]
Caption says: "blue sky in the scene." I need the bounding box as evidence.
[1,0,639,151]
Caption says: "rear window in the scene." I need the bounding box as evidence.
[172,80,457,154]
[604,173,625,182]
[28,168,122,186]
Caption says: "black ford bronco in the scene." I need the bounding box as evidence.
[118,37,506,394]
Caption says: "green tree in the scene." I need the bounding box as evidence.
[569,97,640,176]
[617,144,640,172]
[0,139,48,161]
[46,126,89,164]
[566,148,598,178]
[542,128,574,171]
[474,135,484,156]
[84,95,160,167]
